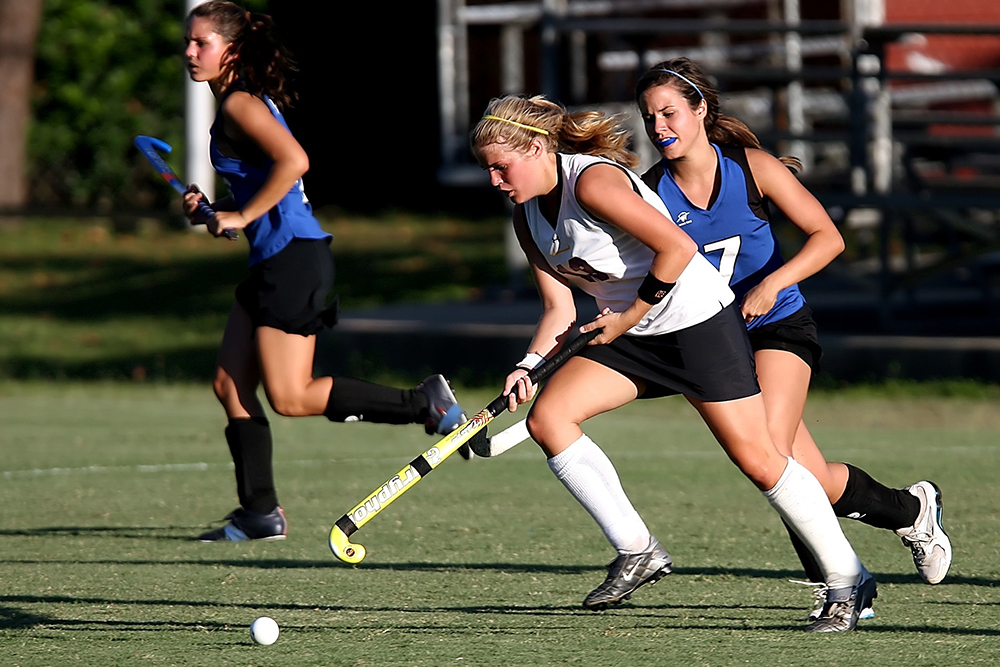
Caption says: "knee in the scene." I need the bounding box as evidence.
[525,406,562,448]
[213,368,238,404]
[737,453,788,491]
[267,390,310,417]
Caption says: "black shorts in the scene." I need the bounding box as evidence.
[578,303,761,402]
[235,238,337,336]
[747,304,822,372]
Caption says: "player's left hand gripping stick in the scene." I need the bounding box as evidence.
[328,328,601,564]
[133,135,239,241]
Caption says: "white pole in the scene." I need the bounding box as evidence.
[438,0,457,163]
[184,0,215,204]
[784,0,809,169]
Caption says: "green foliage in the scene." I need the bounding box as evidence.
[29,0,267,210]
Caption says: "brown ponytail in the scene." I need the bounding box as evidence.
[635,57,801,171]
[188,1,297,108]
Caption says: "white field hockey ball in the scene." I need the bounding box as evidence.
[250,616,279,645]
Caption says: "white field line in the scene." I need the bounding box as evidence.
[2,462,223,479]
[4,443,995,480]
[1,456,411,480]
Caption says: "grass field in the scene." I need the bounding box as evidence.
[2,382,998,666]
[0,214,507,382]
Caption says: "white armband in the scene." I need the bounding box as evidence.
[516,352,546,372]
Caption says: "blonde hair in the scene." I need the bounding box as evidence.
[471,95,639,169]
[635,58,801,172]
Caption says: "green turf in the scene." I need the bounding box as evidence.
[1,382,997,666]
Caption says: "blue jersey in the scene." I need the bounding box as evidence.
[642,144,804,330]
[211,87,330,265]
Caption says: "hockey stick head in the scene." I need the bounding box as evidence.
[468,418,531,458]
[326,329,600,564]
[134,135,186,194]
[329,524,366,564]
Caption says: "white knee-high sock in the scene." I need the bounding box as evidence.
[764,457,862,590]
[547,434,650,553]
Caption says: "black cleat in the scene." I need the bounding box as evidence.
[415,375,467,436]
[197,506,288,542]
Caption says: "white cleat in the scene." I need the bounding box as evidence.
[896,481,952,585]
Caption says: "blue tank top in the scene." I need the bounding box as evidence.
[210,88,330,265]
[642,144,804,329]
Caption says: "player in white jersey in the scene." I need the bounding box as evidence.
[472,94,875,632]
[521,151,732,336]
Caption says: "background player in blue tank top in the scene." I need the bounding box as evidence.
[180,2,467,543]
[635,58,952,605]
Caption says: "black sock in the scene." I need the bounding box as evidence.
[783,519,824,583]
[225,417,278,515]
[832,463,920,531]
[324,377,427,424]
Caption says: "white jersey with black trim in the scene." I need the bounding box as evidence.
[523,153,734,336]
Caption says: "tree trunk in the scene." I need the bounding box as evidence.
[0,0,43,209]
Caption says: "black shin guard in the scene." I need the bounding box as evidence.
[324,377,427,425]
[783,519,825,583]
[832,463,920,531]
[224,417,278,515]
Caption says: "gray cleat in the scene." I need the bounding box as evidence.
[583,536,673,610]
[804,569,877,633]
[795,575,874,623]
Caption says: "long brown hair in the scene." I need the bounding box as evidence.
[471,95,639,169]
[188,1,297,109]
[635,57,801,171]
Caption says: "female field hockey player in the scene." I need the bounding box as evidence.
[181,1,467,542]
[634,59,951,604]
[472,95,875,632]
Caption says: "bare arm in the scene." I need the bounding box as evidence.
[574,163,698,343]
[184,91,309,236]
[514,206,578,357]
[741,149,844,322]
[503,206,578,411]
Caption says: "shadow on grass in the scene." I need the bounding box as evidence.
[0,526,207,540]
[0,243,509,381]
[1,240,504,319]
[1,347,222,382]
[1,542,996,588]
[0,603,233,631]
[3,593,998,636]
[1,334,514,385]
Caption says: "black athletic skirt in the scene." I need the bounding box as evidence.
[235,238,337,336]
[747,304,822,372]
[578,302,761,402]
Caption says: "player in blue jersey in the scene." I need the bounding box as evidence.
[635,59,952,601]
[181,2,467,542]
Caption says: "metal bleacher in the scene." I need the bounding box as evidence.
[435,0,1000,339]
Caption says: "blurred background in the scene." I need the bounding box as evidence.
[2,0,1000,385]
